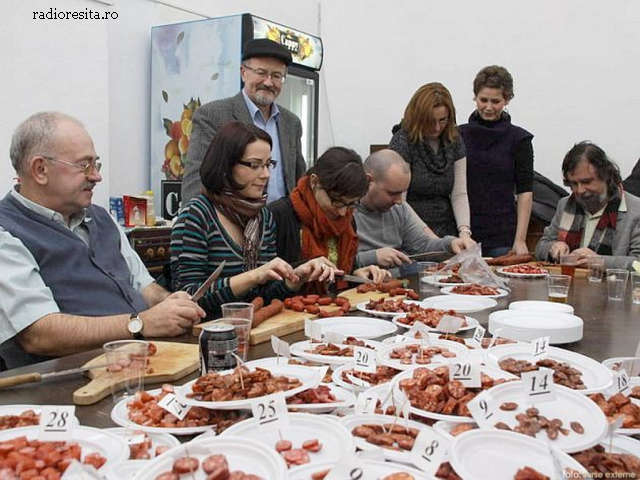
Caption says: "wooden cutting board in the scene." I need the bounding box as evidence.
[72,342,199,406]
[192,287,408,346]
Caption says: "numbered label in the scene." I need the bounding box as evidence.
[531,336,550,360]
[354,393,379,415]
[39,405,76,441]
[488,328,504,349]
[304,318,323,342]
[251,392,290,430]
[271,335,291,358]
[467,390,499,429]
[620,358,640,377]
[324,331,346,345]
[449,360,481,388]
[325,453,369,480]
[521,367,557,403]
[436,314,464,334]
[469,325,486,348]
[126,434,146,445]
[615,369,630,394]
[408,321,432,341]
[410,428,450,475]
[353,346,377,373]
[158,393,191,421]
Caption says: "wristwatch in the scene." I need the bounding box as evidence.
[127,313,144,340]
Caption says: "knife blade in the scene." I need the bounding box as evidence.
[0,363,110,390]
[191,260,226,302]
[406,250,448,259]
[339,274,374,284]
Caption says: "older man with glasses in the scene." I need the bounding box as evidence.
[182,38,306,205]
[0,112,205,369]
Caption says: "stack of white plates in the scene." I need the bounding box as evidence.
[489,308,583,344]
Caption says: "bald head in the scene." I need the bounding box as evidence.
[361,149,411,212]
[10,111,84,175]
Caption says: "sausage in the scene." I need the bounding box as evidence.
[202,454,229,476]
[251,296,264,312]
[305,294,320,303]
[302,297,317,305]
[252,299,284,327]
[172,457,199,474]
[333,297,348,307]
[283,298,293,309]
[155,473,179,480]
[317,297,333,306]
[291,302,305,312]
[147,342,157,356]
[405,290,420,300]
[82,452,107,469]
[485,253,533,266]
[379,279,404,293]
[275,440,292,452]
[302,439,322,452]
[318,308,343,318]
[305,305,320,315]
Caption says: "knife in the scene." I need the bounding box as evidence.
[406,250,447,259]
[191,260,226,302]
[338,273,374,284]
[0,363,110,390]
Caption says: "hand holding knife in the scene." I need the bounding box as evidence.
[191,261,226,302]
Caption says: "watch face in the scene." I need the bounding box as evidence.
[128,317,143,334]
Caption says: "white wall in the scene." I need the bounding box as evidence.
[2,0,640,207]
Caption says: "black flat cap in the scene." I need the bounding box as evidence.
[242,38,292,66]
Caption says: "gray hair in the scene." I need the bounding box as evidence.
[10,111,83,174]
[363,149,410,178]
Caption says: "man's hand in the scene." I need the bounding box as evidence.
[375,247,411,267]
[140,291,205,337]
[549,241,570,261]
[353,265,391,284]
[571,247,597,265]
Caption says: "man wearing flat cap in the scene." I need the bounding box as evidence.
[182,38,306,204]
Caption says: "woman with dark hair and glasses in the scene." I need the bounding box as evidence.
[459,65,534,257]
[389,83,475,248]
[170,121,335,318]
[269,147,389,290]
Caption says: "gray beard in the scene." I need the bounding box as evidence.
[251,93,274,107]
[576,192,607,214]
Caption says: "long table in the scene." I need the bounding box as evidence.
[1,275,639,429]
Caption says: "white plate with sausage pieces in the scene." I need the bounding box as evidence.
[104,427,180,459]
[0,425,129,473]
[485,344,614,395]
[176,365,322,410]
[312,316,398,339]
[441,285,509,298]
[377,339,469,371]
[421,295,498,313]
[289,459,437,480]
[131,436,287,480]
[483,381,608,453]
[289,339,381,366]
[220,412,354,467]
[392,313,479,332]
[450,429,587,480]
[356,300,425,319]
[286,384,356,413]
[496,266,549,278]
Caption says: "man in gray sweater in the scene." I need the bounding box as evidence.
[355,149,466,268]
[536,141,640,270]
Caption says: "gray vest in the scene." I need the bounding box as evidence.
[0,194,147,368]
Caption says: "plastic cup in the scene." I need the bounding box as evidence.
[559,254,579,277]
[221,302,254,321]
[606,269,629,302]
[547,274,571,303]
[631,272,640,305]
[212,317,252,362]
[587,256,605,283]
[103,340,148,403]
[418,261,439,293]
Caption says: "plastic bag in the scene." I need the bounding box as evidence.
[436,244,509,290]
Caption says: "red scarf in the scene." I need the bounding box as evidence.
[290,176,359,291]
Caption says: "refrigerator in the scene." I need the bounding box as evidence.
[150,13,323,219]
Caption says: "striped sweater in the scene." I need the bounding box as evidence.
[170,194,293,318]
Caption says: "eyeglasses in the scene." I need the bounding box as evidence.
[42,156,102,176]
[325,189,361,209]
[243,64,286,83]
[433,118,449,127]
[237,159,277,171]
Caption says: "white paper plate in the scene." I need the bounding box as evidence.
[392,314,480,333]
[131,436,286,480]
[104,427,180,458]
[287,383,356,412]
[489,309,583,344]
[422,274,471,286]
[441,285,509,298]
[312,315,397,338]
[0,425,129,472]
[331,364,400,393]
[356,300,425,318]
[290,339,380,365]
[288,459,437,480]
[338,413,429,464]
[111,388,217,435]
[485,344,614,394]
[220,412,354,466]
[450,429,588,479]
[177,365,322,409]
[421,295,498,313]
[509,300,574,314]
[496,266,550,278]
[433,420,477,439]
[376,339,469,371]
[601,434,640,456]
[0,405,80,430]
[392,365,518,422]
[485,381,608,453]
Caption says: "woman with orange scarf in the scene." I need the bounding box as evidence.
[269,147,389,290]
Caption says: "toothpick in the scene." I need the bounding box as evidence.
[231,352,245,390]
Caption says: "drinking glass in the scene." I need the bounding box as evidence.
[547,274,571,303]
[606,269,629,301]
